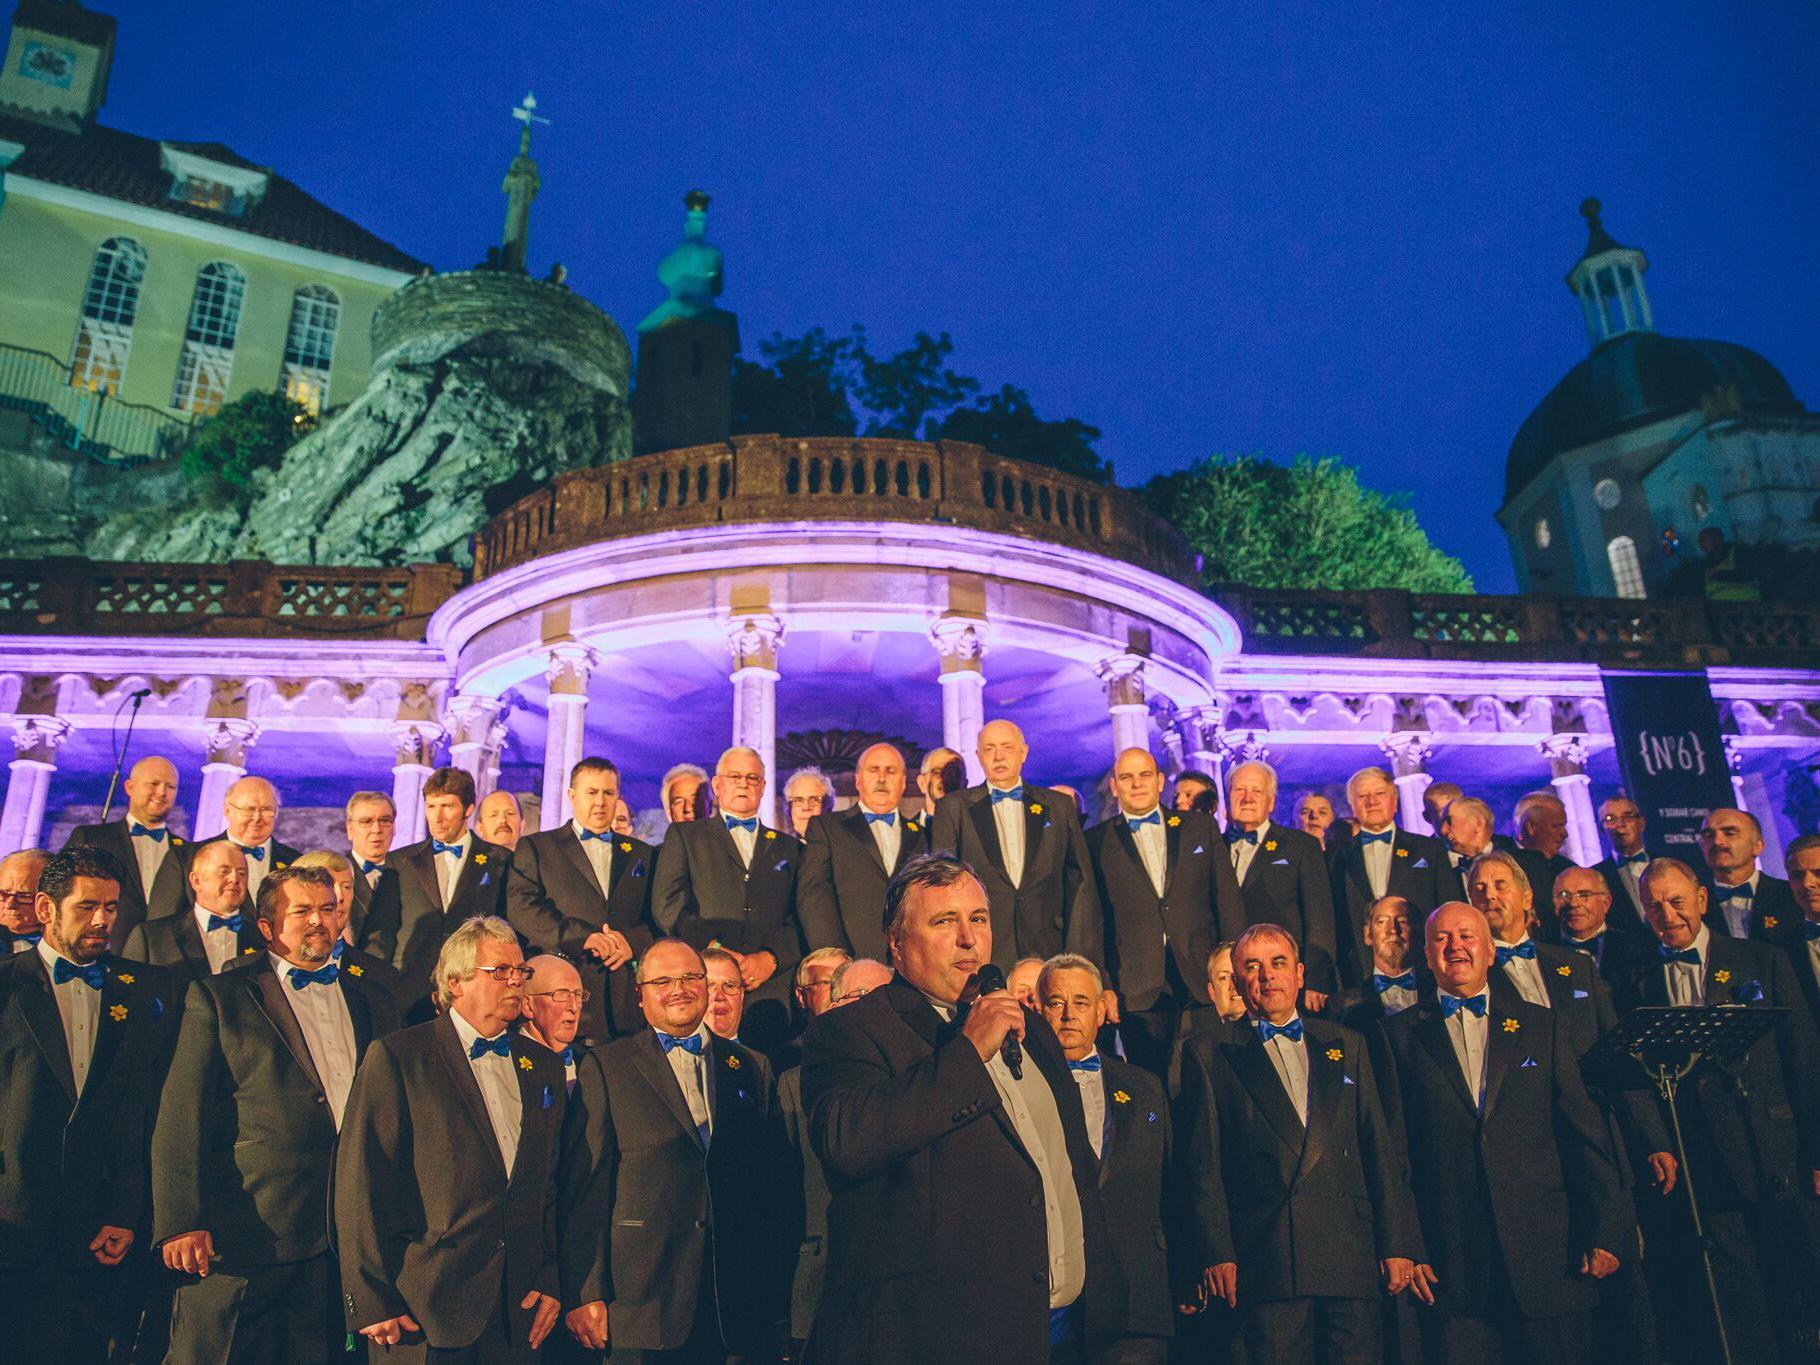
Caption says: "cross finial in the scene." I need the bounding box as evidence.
[511,91,550,152]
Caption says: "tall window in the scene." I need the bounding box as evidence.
[1607,535,1646,599]
[68,237,147,394]
[171,261,246,415]
[280,284,340,416]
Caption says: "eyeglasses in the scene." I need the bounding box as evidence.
[226,803,278,817]
[0,890,37,906]
[1554,889,1610,905]
[1601,813,1643,826]
[717,773,765,787]
[349,816,395,829]
[527,987,591,1006]
[787,796,824,808]
[639,972,707,991]
[707,980,746,996]
[471,964,533,985]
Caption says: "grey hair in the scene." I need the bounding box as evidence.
[1233,921,1302,965]
[829,957,892,1000]
[344,790,396,820]
[432,915,520,1009]
[1227,760,1279,804]
[784,766,836,801]
[291,849,352,877]
[1345,766,1395,802]
[1447,796,1494,829]
[1466,848,1533,902]
[796,944,852,991]
[0,848,49,877]
[1037,952,1103,996]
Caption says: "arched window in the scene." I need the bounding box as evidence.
[1606,535,1646,599]
[171,262,246,415]
[69,237,147,394]
[280,284,339,416]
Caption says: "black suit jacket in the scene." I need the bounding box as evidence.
[1180,1016,1419,1303]
[1323,969,1434,1035]
[196,836,305,919]
[506,827,658,1045]
[1762,913,1820,1037]
[348,863,402,960]
[929,784,1102,969]
[1232,822,1339,992]
[802,977,1127,1365]
[1705,872,1798,941]
[1084,810,1242,1013]
[1092,1056,1175,1340]
[334,1014,566,1348]
[1375,995,1626,1322]
[558,1028,787,1352]
[797,807,930,961]
[653,818,805,1016]
[123,906,268,984]
[64,819,193,952]
[152,953,396,1266]
[0,950,177,1268]
[1593,857,1650,933]
[380,836,510,1016]
[1605,931,1820,1200]
[1330,829,1451,986]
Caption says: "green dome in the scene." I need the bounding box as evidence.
[1505,331,1804,501]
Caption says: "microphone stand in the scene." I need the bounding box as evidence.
[99,689,151,824]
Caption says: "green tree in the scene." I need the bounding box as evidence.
[1145,454,1473,593]
[730,327,859,438]
[179,390,311,496]
[854,329,978,438]
[936,385,1108,482]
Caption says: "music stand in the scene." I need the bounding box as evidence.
[1600,1005,1783,1365]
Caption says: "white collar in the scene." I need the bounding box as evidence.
[35,936,83,975]
[570,819,612,844]
[449,1007,508,1053]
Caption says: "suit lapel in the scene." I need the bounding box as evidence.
[634,1030,707,1149]
[967,794,1007,880]
[1110,820,1150,897]
[448,842,493,912]
[708,818,748,875]
[81,965,132,1108]
[556,828,608,903]
[1414,1009,1480,1116]
[1480,1004,1523,1121]
[435,1017,508,1180]
[509,1035,546,1180]
[1228,1027,1305,1156]
[172,913,210,974]
[1296,1029,1341,1178]
[19,952,78,1104]
[403,844,442,913]
[343,973,376,1055]
[249,958,324,1095]
[1161,815,1184,899]
[842,807,888,876]
[887,979,943,1051]
[1023,796,1048,870]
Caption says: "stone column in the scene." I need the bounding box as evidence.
[1380,732,1436,835]
[446,695,507,804]
[0,717,70,853]
[1096,654,1151,761]
[1179,703,1226,820]
[541,644,600,832]
[930,617,988,786]
[1539,734,1600,867]
[728,615,786,825]
[194,719,259,842]
[1721,737,1750,812]
[390,723,445,847]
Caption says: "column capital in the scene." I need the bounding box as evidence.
[545,642,602,697]
[1095,653,1149,709]
[929,616,987,675]
[202,718,260,766]
[391,722,445,770]
[1379,731,1434,777]
[1538,733,1590,777]
[1721,735,1746,771]
[10,715,70,763]
[1218,729,1271,765]
[728,614,786,674]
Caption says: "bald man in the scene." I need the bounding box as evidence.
[125,840,266,981]
[476,790,524,851]
[929,719,1101,969]
[199,776,301,916]
[521,953,586,1092]
[799,742,930,961]
[65,754,193,951]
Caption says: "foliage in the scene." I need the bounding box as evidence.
[730,326,1108,482]
[1144,454,1474,593]
[179,391,312,496]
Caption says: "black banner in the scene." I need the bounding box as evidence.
[1599,669,1735,860]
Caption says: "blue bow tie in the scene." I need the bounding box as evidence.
[358,859,384,875]
[1226,827,1257,844]
[130,823,166,842]
[1068,1055,1102,1072]
[578,828,612,842]
[288,962,339,989]
[724,816,758,834]
[1658,944,1702,965]
[989,786,1024,804]
[206,912,243,935]
[1717,882,1754,900]
[1494,941,1537,965]
[330,940,346,961]
[236,844,265,861]
[431,839,464,858]
[1256,1017,1304,1043]
[660,1032,704,1055]
[13,929,42,947]
[1805,921,1820,943]
[52,957,105,989]
[1567,933,1605,955]
[864,811,897,827]
[468,1034,512,1060]
[560,1045,574,1067]
[1619,851,1648,867]
[1358,829,1393,846]
[1126,811,1162,830]
[1373,971,1417,993]
[1439,992,1488,1019]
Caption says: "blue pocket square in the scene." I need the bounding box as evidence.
[541,1085,554,1109]
[774,859,790,873]
[1521,1056,1538,1069]
[632,863,645,878]
[1739,979,1765,1002]
[1413,857,1429,869]
[1343,1075,1356,1086]
[153,997,165,1018]
[480,873,490,886]
[1271,857,1290,866]
[1573,989,1589,1000]
[1192,845,1204,856]
[1147,1111,1158,1123]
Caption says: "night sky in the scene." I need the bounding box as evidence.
[116,1,1818,591]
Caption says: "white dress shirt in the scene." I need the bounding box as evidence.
[1441,987,1493,1109]
[432,833,471,908]
[571,820,613,895]
[724,815,757,868]
[988,785,1027,889]
[1613,852,1647,916]
[238,839,275,901]
[1370,965,1418,1016]
[1713,871,1760,940]
[1229,819,1267,884]
[863,808,902,870]
[1495,939,1552,1009]
[37,938,101,1096]
[1664,925,1711,1007]
[1126,807,1167,897]
[129,822,168,900]
[1256,1017,1310,1125]
[449,1009,523,1174]
[1359,827,1395,899]
[10,934,34,954]
[1070,1051,1108,1159]
[273,952,358,1127]
[658,1024,714,1140]
[192,904,240,975]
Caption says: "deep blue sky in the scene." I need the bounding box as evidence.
[117,2,1818,591]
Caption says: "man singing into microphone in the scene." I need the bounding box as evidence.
[803,852,1128,1365]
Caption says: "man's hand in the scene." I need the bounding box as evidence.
[1811,1170,1820,1199]
[961,990,1026,1065]
[1208,1262,1238,1309]
[741,949,778,991]
[583,928,632,970]
[360,1314,422,1346]
[522,1290,561,1348]
[1582,1248,1619,1279]
[1408,1263,1439,1306]
[1381,1257,1414,1295]
[566,1301,609,1351]
[1303,989,1329,1013]
[1101,989,1122,1025]
[90,1225,133,1266]
[161,1229,214,1276]
[1648,1151,1678,1194]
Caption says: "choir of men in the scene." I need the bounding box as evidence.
[5,730,1819,1365]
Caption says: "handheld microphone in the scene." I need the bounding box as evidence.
[128,688,153,699]
[972,963,1023,1080]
